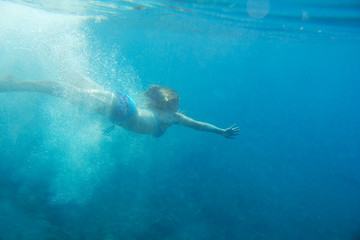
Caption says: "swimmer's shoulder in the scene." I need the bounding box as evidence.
[157,111,181,125]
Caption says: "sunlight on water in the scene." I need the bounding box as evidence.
[0,1,98,204]
[247,0,270,18]
[40,102,104,204]
[3,0,360,41]
[0,1,142,205]
[0,2,92,85]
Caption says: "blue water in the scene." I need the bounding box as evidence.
[0,0,360,239]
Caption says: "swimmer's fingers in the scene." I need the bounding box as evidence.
[229,123,237,129]
[225,134,238,139]
[229,124,240,130]
[228,124,240,132]
[223,124,240,139]
[227,132,240,137]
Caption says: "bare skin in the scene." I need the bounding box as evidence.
[0,75,240,138]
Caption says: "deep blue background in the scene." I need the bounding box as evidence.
[0,1,360,239]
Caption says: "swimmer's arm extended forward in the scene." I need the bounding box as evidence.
[175,113,239,139]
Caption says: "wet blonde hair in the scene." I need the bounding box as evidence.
[144,85,179,112]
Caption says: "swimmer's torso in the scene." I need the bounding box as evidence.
[114,108,177,137]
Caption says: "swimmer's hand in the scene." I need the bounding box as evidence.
[222,124,240,139]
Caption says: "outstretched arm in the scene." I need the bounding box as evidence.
[175,113,239,139]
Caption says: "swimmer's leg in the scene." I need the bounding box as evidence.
[0,77,115,115]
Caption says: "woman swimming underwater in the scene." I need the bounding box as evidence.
[0,76,239,139]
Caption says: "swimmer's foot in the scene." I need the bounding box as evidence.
[0,74,17,84]
[0,74,20,91]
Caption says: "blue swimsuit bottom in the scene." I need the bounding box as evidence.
[110,91,137,122]
[110,91,164,137]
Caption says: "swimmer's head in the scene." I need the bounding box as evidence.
[144,85,179,112]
